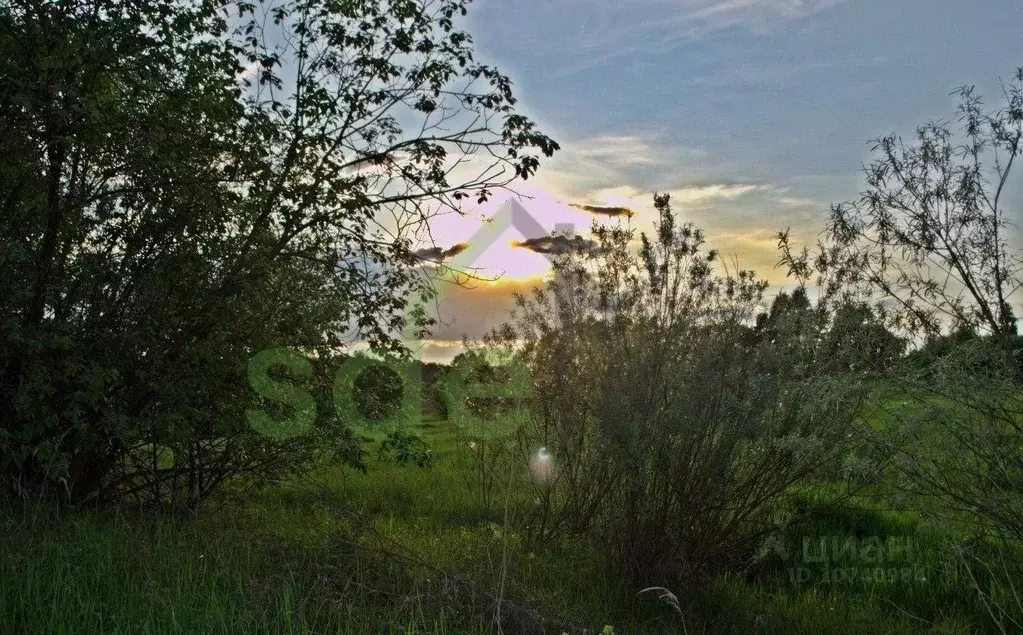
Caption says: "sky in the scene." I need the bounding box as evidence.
[411,0,1023,363]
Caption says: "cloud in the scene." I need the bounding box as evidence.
[569,203,635,218]
[512,234,599,256]
[537,134,711,200]
[667,183,775,206]
[544,0,855,76]
[776,195,823,208]
[561,183,773,219]
[662,0,849,31]
[570,135,669,167]
[414,242,470,262]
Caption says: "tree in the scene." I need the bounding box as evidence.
[778,68,1023,560]
[0,0,557,507]
[780,68,1023,347]
[818,302,904,375]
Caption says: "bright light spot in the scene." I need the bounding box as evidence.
[530,446,553,481]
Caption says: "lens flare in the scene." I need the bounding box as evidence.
[530,446,553,480]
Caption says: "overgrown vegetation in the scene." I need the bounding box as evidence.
[0,0,557,507]
[2,0,1022,633]
[504,195,868,588]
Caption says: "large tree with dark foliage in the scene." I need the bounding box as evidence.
[0,0,557,507]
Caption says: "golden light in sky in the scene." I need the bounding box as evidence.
[423,185,623,282]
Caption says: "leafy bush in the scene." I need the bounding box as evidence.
[505,194,866,588]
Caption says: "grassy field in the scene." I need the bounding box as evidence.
[0,414,1016,634]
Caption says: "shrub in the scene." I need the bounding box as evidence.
[506,194,866,588]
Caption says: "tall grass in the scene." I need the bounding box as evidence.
[2,416,1020,633]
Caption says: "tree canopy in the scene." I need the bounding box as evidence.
[0,0,557,506]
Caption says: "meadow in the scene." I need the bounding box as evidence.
[2,412,1017,634]
[3,2,1022,632]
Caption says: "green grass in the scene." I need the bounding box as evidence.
[1,414,1019,633]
